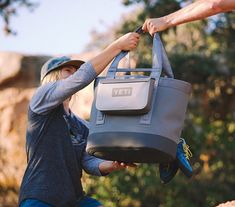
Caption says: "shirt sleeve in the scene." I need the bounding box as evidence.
[30,61,97,115]
[81,151,106,176]
[72,113,107,176]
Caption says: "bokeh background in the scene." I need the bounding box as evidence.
[0,0,235,207]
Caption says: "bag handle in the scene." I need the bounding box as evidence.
[153,33,174,78]
[107,27,174,79]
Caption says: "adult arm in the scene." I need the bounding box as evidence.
[143,0,235,35]
[30,61,98,115]
[82,154,136,176]
[90,32,139,75]
[30,33,140,115]
[81,152,106,176]
[79,119,132,176]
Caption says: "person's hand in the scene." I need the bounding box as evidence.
[114,32,140,51]
[99,161,137,174]
[142,17,169,36]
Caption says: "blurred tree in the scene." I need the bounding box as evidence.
[84,1,235,206]
[0,0,38,35]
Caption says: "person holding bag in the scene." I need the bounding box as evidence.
[18,32,140,207]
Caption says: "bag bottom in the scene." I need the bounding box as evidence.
[87,132,177,163]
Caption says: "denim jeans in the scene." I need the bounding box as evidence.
[77,196,102,207]
[20,199,52,207]
[20,197,102,207]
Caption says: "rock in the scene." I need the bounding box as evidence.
[0,52,23,85]
[0,52,51,87]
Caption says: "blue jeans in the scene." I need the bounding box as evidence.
[20,197,102,207]
[19,199,52,207]
[77,196,102,207]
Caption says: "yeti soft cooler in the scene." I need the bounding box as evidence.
[86,33,192,163]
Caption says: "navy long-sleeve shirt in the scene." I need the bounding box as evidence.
[19,62,105,207]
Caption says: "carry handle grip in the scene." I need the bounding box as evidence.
[107,28,174,79]
[107,26,144,69]
[153,34,174,78]
[134,26,144,34]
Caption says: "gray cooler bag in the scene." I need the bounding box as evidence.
[86,34,192,163]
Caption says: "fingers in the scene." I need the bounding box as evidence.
[114,161,126,167]
[142,20,148,32]
[112,161,125,170]
[127,33,140,50]
[131,32,141,38]
[148,23,157,36]
[117,32,140,51]
[130,41,138,50]
[142,18,158,36]
[120,162,127,168]
[130,33,140,43]
[113,161,137,170]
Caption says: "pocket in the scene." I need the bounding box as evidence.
[96,77,155,115]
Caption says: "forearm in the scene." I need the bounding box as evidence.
[90,41,121,75]
[82,153,105,176]
[164,0,235,28]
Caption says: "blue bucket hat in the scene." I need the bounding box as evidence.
[40,56,85,81]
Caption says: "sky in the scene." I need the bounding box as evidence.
[0,0,140,55]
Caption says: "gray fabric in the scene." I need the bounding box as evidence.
[19,61,105,207]
[70,112,104,176]
[95,77,154,114]
[31,61,97,115]
[86,34,192,163]
[107,34,173,79]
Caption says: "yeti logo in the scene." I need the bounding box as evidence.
[112,87,132,97]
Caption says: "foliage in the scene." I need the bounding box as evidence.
[0,0,38,35]
[84,1,235,207]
